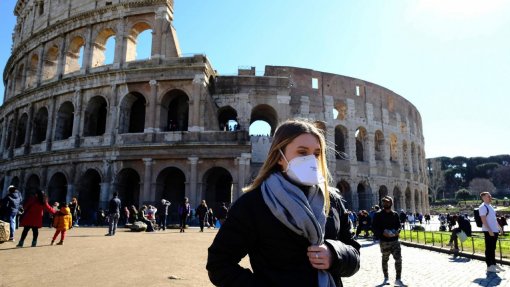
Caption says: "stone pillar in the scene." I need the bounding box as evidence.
[56,35,67,79]
[113,18,126,69]
[0,119,7,154]
[71,89,83,147]
[236,153,251,201]
[189,74,206,132]
[152,8,166,59]
[45,96,56,151]
[81,25,93,73]
[36,45,45,86]
[188,156,198,206]
[105,84,118,145]
[8,110,19,158]
[146,80,158,133]
[299,96,310,116]
[142,158,154,204]
[100,182,110,209]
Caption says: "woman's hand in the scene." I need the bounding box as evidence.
[307,244,333,270]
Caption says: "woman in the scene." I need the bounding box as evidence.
[17,190,56,247]
[178,197,191,233]
[69,197,81,227]
[207,119,360,287]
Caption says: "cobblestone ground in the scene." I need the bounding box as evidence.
[0,227,508,287]
[343,238,510,287]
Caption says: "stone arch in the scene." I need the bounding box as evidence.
[42,44,59,81]
[403,141,409,171]
[65,36,85,74]
[92,28,116,68]
[14,63,24,95]
[114,168,141,208]
[15,113,28,148]
[378,185,388,205]
[374,130,384,161]
[161,89,189,131]
[393,186,402,211]
[26,54,39,88]
[84,96,108,136]
[334,125,348,159]
[390,134,398,162]
[217,106,238,131]
[337,180,352,209]
[10,177,20,191]
[32,107,48,144]
[54,101,74,140]
[126,22,152,62]
[155,167,186,221]
[77,169,102,224]
[334,101,347,120]
[25,174,40,199]
[357,181,372,211]
[355,127,368,162]
[250,104,278,136]
[405,187,412,212]
[203,167,233,211]
[118,92,146,134]
[48,172,67,204]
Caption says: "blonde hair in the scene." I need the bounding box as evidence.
[243,119,331,211]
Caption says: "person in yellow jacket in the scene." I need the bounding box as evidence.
[51,203,72,245]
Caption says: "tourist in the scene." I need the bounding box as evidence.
[138,205,155,232]
[157,199,171,230]
[129,205,138,224]
[105,192,121,236]
[207,119,360,286]
[356,210,371,238]
[372,196,405,286]
[195,200,208,232]
[0,185,22,242]
[216,202,228,226]
[446,214,471,254]
[479,192,504,272]
[206,208,215,229]
[51,202,72,245]
[178,197,190,233]
[69,197,81,227]
[16,190,56,247]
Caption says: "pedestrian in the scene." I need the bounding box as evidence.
[399,209,406,230]
[69,197,81,227]
[446,213,471,254]
[16,189,57,247]
[178,197,190,233]
[372,196,405,286]
[129,205,138,224]
[216,202,228,226]
[195,200,208,232]
[48,201,59,227]
[479,192,504,272]
[157,199,171,230]
[424,213,431,224]
[356,210,371,238]
[122,206,130,226]
[0,185,23,242]
[105,192,121,236]
[206,208,215,229]
[51,202,72,245]
[207,119,360,286]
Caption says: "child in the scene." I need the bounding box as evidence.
[51,202,72,245]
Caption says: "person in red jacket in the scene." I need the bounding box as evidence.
[16,189,56,248]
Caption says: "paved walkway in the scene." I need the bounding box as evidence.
[0,227,509,286]
[343,238,510,287]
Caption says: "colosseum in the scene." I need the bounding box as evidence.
[1,0,428,223]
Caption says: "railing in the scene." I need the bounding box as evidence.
[400,228,510,263]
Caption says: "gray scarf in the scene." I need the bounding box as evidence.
[261,172,336,287]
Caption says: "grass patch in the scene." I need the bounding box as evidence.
[400,230,510,259]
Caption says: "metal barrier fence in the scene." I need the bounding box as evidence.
[400,229,509,263]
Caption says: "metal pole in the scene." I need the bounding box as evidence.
[440,233,443,248]
[471,236,475,255]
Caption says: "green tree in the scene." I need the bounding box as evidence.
[455,188,471,204]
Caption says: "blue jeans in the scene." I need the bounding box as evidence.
[7,211,17,240]
[108,213,120,235]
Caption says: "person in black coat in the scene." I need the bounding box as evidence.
[195,200,209,232]
[447,213,472,252]
[207,119,360,287]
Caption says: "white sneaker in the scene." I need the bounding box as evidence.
[487,265,500,273]
[394,279,406,286]
[494,265,505,271]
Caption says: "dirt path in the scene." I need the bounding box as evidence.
[0,227,227,287]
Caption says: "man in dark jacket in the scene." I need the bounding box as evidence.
[1,185,23,242]
[195,200,208,232]
[373,196,405,286]
[447,214,472,253]
[106,192,121,236]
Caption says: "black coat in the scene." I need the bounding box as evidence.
[207,186,360,287]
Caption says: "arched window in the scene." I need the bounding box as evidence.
[118,92,146,133]
[32,107,48,144]
[250,104,278,136]
[54,102,74,140]
[84,96,108,136]
[15,113,28,148]
[161,90,189,132]
[126,22,152,61]
[217,106,239,131]
[335,125,348,159]
[26,54,39,88]
[374,130,384,161]
[65,36,85,74]
[355,127,367,162]
[92,29,116,68]
[42,45,59,81]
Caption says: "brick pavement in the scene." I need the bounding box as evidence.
[343,238,510,287]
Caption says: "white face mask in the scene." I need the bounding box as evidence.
[279,149,325,186]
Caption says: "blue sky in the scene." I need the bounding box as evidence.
[1,0,509,158]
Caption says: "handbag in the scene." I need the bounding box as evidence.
[458,230,468,243]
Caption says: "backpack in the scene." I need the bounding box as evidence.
[474,205,489,227]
